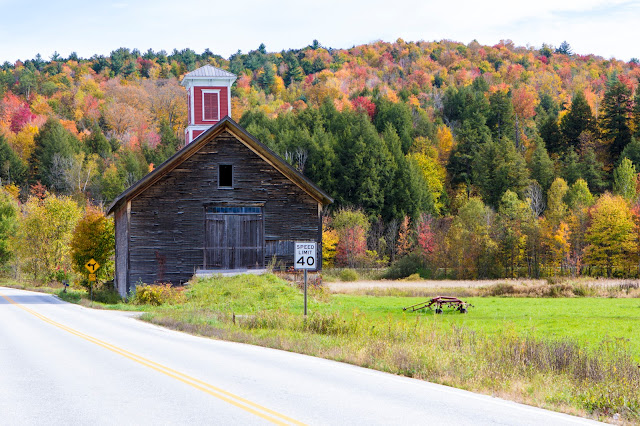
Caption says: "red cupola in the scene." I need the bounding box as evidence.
[181,65,237,144]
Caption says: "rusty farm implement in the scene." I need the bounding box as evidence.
[403,296,473,314]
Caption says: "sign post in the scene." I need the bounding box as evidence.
[294,242,317,317]
[85,259,100,303]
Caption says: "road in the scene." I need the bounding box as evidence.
[0,287,600,425]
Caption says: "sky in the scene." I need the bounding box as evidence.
[0,0,639,64]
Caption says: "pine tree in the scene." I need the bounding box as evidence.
[538,113,562,154]
[600,77,633,163]
[529,140,555,193]
[560,92,595,151]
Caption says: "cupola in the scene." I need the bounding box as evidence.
[181,65,237,144]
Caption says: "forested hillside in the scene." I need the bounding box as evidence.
[2,39,640,281]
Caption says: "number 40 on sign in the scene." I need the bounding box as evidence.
[294,242,317,270]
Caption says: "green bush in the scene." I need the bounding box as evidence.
[384,253,424,279]
[93,288,122,304]
[339,269,359,282]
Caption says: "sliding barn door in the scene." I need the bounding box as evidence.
[205,208,264,269]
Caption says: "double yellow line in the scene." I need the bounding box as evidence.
[1,292,304,425]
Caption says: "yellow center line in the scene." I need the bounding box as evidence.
[1,292,305,426]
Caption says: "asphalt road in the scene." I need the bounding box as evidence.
[0,287,600,425]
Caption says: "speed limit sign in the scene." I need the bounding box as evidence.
[294,242,317,270]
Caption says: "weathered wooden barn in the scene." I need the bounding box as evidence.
[107,66,333,297]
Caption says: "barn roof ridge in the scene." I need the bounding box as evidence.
[107,117,333,215]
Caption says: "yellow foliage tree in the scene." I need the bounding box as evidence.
[70,205,115,283]
[584,193,637,276]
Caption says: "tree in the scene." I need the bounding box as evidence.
[11,195,82,281]
[29,119,80,190]
[555,41,572,55]
[579,147,606,193]
[70,206,115,283]
[584,193,637,276]
[446,197,497,278]
[600,77,633,162]
[416,213,436,263]
[538,113,562,154]
[487,90,514,142]
[545,177,569,228]
[333,208,369,267]
[473,138,529,208]
[496,190,529,277]
[565,179,593,274]
[0,134,27,186]
[529,140,554,193]
[613,158,637,202]
[560,92,594,151]
[0,189,18,268]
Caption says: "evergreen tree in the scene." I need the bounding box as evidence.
[447,112,492,189]
[29,119,81,190]
[538,113,562,154]
[580,147,606,193]
[373,99,413,153]
[0,189,18,267]
[560,92,595,152]
[473,138,529,208]
[487,90,514,141]
[529,140,555,193]
[561,148,581,185]
[633,90,640,138]
[0,134,27,186]
[600,77,633,162]
[621,137,640,167]
[83,125,111,159]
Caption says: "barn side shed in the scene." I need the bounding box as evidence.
[107,117,333,297]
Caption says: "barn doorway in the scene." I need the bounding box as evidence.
[204,206,264,270]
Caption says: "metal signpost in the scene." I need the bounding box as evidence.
[85,259,100,303]
[294,242,317,316]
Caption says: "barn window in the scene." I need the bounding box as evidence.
[218,164,233,188]
[202,90,220,121]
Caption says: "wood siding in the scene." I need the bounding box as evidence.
[114,203,129,296]
[126,131,321,286]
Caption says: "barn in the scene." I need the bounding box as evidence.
[107,65,333,297]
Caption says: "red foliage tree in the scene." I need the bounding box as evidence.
[417,214,436,260]
[10,104,36,133]
[335,226,367,267]
[351,96,376,119]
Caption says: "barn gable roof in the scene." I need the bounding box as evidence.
[107,117,333,215]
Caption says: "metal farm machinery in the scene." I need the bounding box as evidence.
[403,296,473,314]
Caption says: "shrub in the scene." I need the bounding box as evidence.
[339,269,359,282]
[383,253,424,279]
[132,283,185,306]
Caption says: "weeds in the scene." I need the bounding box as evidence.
[131,283,186,306]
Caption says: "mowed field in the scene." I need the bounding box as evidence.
[324,295,640,356]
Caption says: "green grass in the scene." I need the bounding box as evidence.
[326,296,640,356]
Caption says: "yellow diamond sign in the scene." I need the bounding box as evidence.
[85,259,100,273]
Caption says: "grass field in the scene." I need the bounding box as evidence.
[326,295,640,356]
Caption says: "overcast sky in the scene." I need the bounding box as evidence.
[1,0,638,64]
